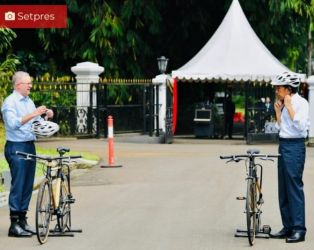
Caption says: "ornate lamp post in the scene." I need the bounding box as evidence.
[157,56,169,74]
[152,56,169,140]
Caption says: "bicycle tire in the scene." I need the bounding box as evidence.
[246,178,257,246]
[255,185,262,234]
[57,173,71,232]
[36,179,52,244]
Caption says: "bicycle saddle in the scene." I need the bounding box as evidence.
[57,147,70,156]
[247,149,260,155]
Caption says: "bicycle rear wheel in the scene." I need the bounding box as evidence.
[36,179,52,244]
[57,173,71,232]
[246,178,257,246]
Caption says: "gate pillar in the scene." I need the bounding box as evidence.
[152,74,167,132]
[306,76,314,146]
[71,61,104,135]
[152,74,173,143]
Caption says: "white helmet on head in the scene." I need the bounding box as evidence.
[271,71,301,88]
[31,120,59,137]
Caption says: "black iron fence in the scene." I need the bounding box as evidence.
[1,80,157,138]
[244,82,278,144]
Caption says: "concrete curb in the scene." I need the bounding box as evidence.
[0,191,9,208]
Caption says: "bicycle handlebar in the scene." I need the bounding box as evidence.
[220,154,280,160]
[220,153,280,164]
[16,151,82,162]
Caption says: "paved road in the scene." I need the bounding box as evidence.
[1,138,314,249]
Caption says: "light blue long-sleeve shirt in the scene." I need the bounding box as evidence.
[1,90,39,142]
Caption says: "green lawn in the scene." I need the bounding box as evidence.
[0,122,4,152]
[0,121,99,191]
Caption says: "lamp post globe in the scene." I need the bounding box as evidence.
[157,56,169,74]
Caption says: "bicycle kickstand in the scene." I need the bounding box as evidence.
[49,225,83,237]
[234,225,271,239]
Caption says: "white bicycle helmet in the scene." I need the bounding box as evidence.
[271,72,301,88]
[31,120,59,137]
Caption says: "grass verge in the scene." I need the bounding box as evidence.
[0,122,99,192]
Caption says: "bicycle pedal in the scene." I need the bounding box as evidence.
[257,198,264,205]
[69,198,76,204]
[236,196,246,200]
[262,225,271,234]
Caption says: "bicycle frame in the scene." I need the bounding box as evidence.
[43,158,71,210]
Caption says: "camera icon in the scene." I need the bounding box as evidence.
[4,11,16,21]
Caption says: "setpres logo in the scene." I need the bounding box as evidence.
[0,5,67,28]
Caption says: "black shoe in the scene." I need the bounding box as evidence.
[8,223,32,237]
[18,220,36,235]
[270,228,291,239]
[286,231,305,243]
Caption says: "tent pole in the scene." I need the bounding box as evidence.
[244,81,249,140]
[224,82,228,138]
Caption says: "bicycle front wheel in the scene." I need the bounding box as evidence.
[36,179,52,244]
[57,173,71,232]
[246,178,257,246]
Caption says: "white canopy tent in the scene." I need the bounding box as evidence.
[171,0,293,83]
[154,0,309,142]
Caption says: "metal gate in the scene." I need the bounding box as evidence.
[164,79,174,143]
[92,80,156,137]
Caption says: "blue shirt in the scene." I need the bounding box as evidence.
[1,90,39,142]
[275,93,309,138]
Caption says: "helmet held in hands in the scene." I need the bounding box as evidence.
[31,120,59,137]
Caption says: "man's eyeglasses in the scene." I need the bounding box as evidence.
[18,82,32,85]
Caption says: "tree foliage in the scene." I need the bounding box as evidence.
[37,0,162,77]
[269,0,313,72]
[3,0,313,78]
[0,28,20,106]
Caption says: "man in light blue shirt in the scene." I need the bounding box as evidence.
[1,71,53,237]
[269,72,309,243]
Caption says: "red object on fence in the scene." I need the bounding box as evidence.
[100,115,122,168]
[172,78,178,134]
[233,112,244,123]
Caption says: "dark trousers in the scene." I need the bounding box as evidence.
[278,138,306,233]
[225,118,233,138]
[4,141,36,213]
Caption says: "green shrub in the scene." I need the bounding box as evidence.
[0,122,5,152]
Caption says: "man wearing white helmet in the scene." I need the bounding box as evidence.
[269,72,309,243]
[1,71,54,237]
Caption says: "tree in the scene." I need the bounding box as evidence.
[4,0,310,78]
[37,0,162,77]
[269,0,313,74]
[0,28,20,106]
[150,0,227,75]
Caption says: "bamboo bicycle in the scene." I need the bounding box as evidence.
[220,149,279,246]
[16,147,82,244]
